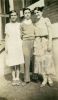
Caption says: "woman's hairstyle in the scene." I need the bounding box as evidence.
[8,10,18,18]
[23,8,31,14]
[34,7,44,12]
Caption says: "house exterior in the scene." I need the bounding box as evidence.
[0,0,58,40]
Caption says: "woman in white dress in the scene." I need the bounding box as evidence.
[5,11,24,85]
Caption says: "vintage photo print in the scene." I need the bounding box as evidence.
[0,0,58,100]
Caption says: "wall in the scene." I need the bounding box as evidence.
[44,0,58,23]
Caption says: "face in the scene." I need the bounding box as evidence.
[10,12,17,22]
[34,10,42,19]
[24,10,31,20]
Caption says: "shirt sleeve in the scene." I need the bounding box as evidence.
[20,23,23,39]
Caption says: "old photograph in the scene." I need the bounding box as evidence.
[0,0,58,100]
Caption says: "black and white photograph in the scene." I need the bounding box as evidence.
[0,0,58,100]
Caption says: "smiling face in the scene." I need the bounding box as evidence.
[24,9,31,20]
[34,9,43,19]
[10,12,17,22]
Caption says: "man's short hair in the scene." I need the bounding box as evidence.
[23,8,31,14]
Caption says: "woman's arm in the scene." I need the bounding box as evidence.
[45,18,52,51]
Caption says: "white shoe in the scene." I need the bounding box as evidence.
[16,77,21,82]
[48,77,53,87]
[40,81,47,87]
[13,78,17,81]
[12,80,17,86]
[12,78,21,86]
[16,78,20,81]
[48,81,53,86]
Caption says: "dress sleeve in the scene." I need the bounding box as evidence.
[45,18,52,51]
[5,24,9,36]
[5,24,7,34]
[45,18,52,33]
[5,24,9,52]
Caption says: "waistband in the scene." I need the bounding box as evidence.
[23,36,35,40]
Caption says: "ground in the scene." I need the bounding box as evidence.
[0,73,58,100]
[0,49,58,100]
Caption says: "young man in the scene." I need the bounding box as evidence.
[20,8,35,85]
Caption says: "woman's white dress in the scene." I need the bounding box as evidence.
[5,22,24,66]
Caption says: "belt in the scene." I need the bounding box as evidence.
[39,35,48,38]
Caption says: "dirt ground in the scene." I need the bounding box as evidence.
[0,73,58,100]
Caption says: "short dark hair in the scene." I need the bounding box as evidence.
[23,8,31,14]
[34,7,44,12]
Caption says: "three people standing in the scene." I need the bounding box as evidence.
[5,7,55,87]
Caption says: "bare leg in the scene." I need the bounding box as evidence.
[11,66,17,86]
[12,66,16,81]
[41,60,47,87]
[41,74,47,87]
[15,65,21,85]
[47,75,53,86]
[16,65,20,81]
